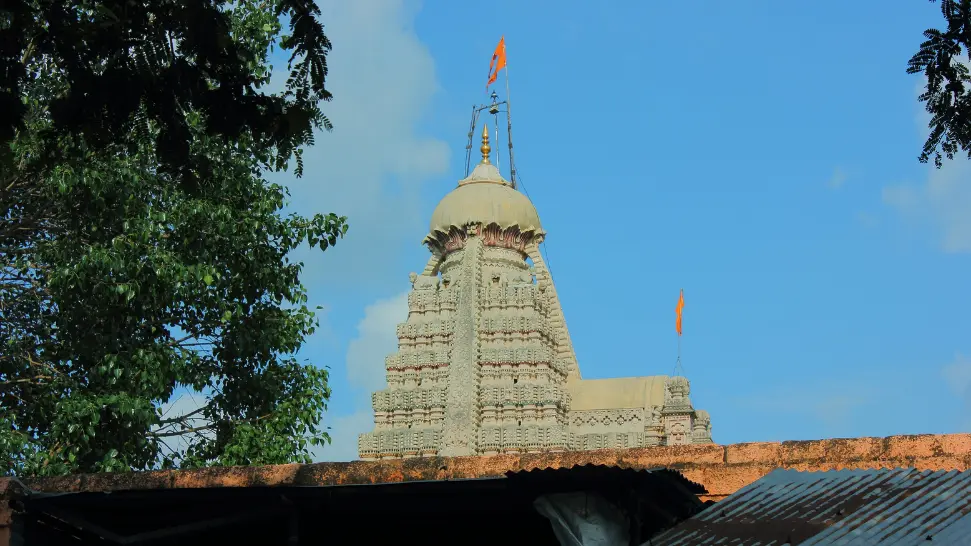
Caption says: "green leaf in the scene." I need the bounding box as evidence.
[2,0,344,477]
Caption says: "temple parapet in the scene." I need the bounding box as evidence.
[564,375,712,451]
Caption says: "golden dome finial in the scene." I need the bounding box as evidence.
[480,124,491,164]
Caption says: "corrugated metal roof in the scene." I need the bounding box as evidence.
[650,467,971,545]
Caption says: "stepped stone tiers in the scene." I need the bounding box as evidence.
[358,127,713,460]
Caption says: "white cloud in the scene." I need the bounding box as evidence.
[827,167,847,189]
[274,0,450,291]
[313,290,409,461]
[942,354,971,430]
[263,0,446,462]
[346,291,409,393]
[264,0,449,462]
[882,158,971,252]
[943,353,971,400]
[317,410,375,462]
[883,68,971,252]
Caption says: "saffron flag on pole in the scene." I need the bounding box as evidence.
[487,36,507,88]
[675,289,685,336]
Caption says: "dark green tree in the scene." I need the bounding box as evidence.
[908,0,971,166]
[0,0,346,476]
[1,0,332,178]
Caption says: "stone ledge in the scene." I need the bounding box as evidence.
[780,436,884,463]
[9,433,969,500]
[724,442,782,465]
[679,463,778,497]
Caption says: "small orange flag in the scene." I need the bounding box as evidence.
[675,289,685,336]
[487,36,507,88]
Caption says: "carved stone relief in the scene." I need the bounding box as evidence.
[663,414,692,446]
[359,219,714,460]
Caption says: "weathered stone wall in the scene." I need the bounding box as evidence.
[5,433,967,544]
[6,433,968,503]
[683,433,971,500]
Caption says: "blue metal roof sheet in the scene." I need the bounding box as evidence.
[649,467,971,545]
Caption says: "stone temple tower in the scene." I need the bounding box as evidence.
[358,126,712,460]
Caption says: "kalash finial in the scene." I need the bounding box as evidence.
[480,123,491,164]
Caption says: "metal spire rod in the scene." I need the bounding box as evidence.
[463,101,508,177]
[465,38,516,183]
[464,105,477,177]
[504,56,517,188]
[490,91,500,172]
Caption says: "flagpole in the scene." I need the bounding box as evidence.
[674,288,684,377]
[675,329,682,377]
[680,287,683,376]
[495,107,501,172]
[503,44,517,188]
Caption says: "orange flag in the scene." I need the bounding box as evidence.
[675,289,685,336]
[487,36,507,88]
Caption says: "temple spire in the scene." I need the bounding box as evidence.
[480,124,491,164]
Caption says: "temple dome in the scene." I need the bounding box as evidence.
[428,123,543,236]
[428,162,543,234]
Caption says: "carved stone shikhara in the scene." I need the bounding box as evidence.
[358,133,712,460]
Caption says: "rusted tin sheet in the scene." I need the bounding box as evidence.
[651,467,971,545]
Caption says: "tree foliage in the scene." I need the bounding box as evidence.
[1,0,331,178]
[908,0,971,167]
[0,0,347,476]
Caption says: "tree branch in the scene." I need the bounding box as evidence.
[148,412,273,439]
[157,404,209,425]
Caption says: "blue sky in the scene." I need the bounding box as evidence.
[261,0,971,461]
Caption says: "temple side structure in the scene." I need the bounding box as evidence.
[358,126,712,460]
